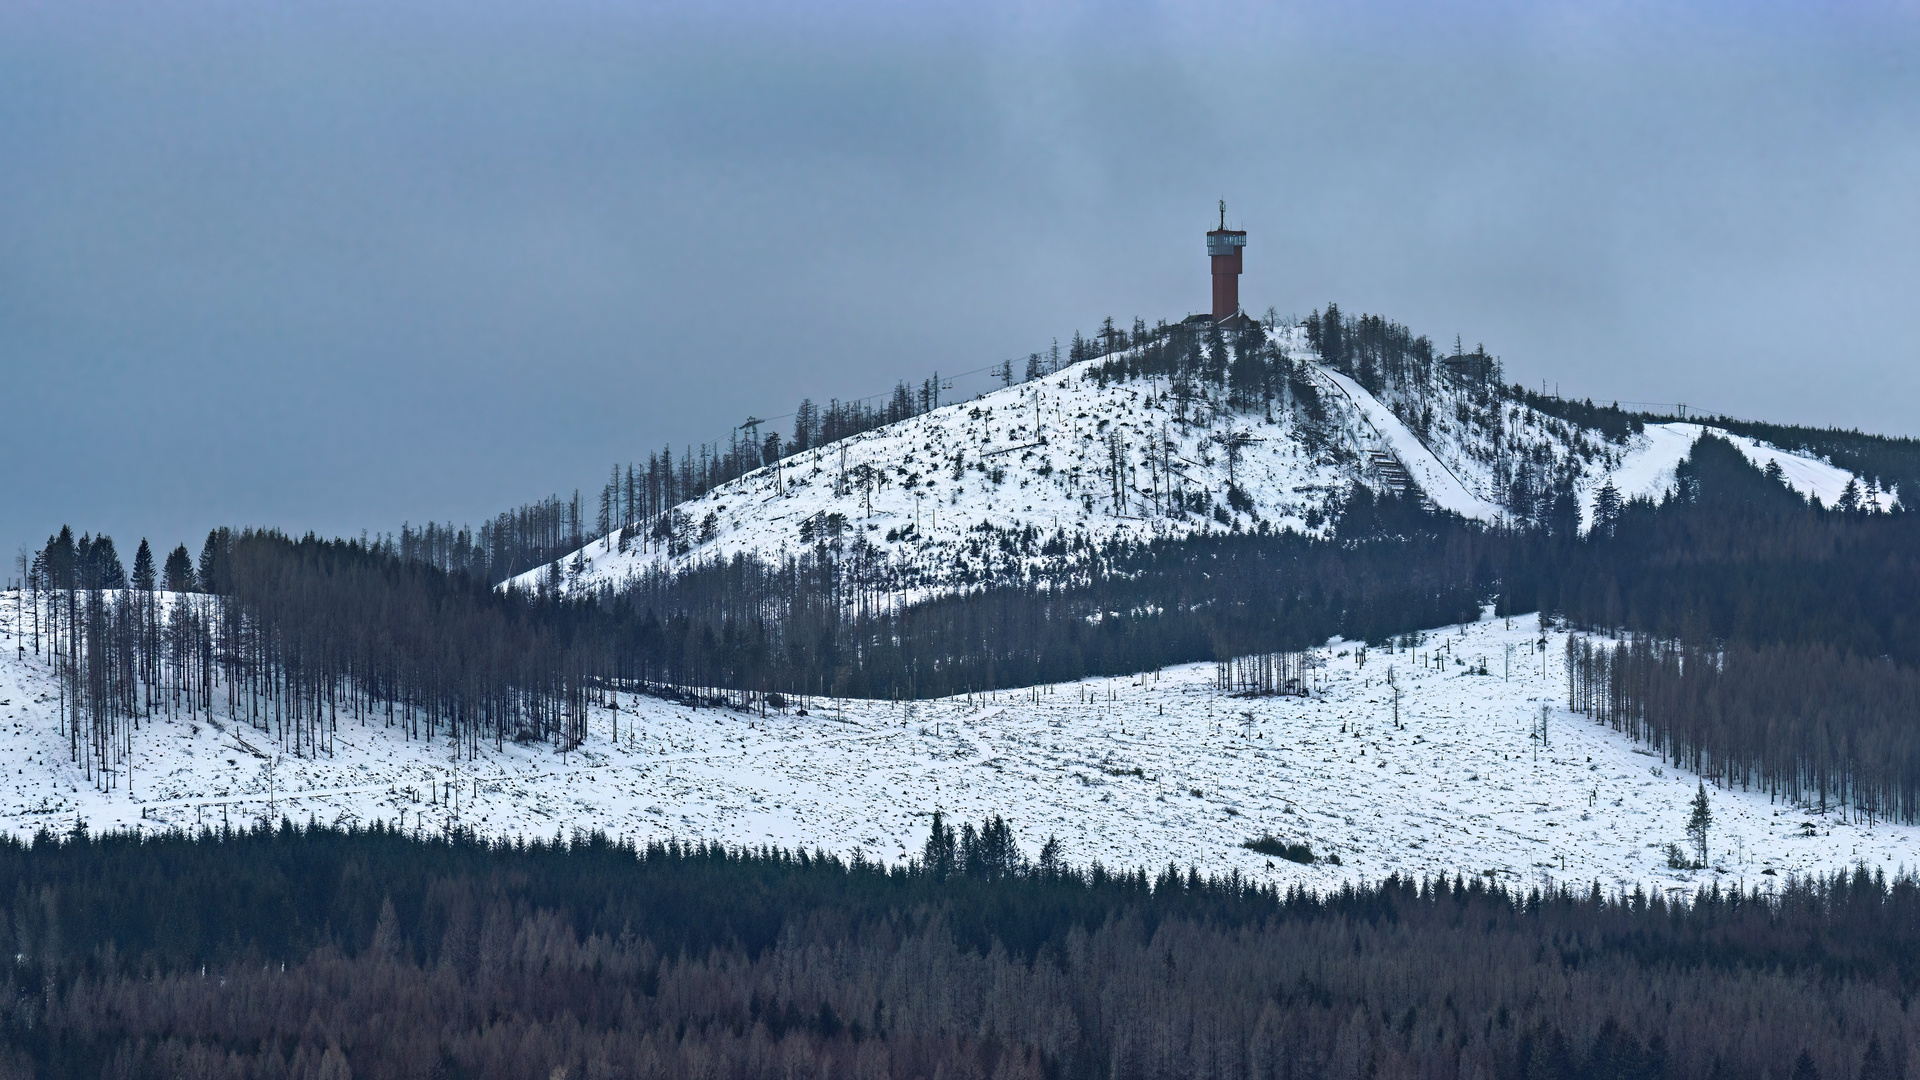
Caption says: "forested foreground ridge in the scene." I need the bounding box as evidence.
[0,821,1916,1080]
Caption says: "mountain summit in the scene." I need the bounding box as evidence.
[514,315,1891,599]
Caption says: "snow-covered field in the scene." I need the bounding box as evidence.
[4,596,1910,893]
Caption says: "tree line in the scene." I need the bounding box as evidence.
[19,528,623,787]
[0,819,1914,1079]
[1567,633,1920,827]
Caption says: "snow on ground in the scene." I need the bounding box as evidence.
[1313,366,1507,523]
[1581,423,1699,526]
[509,339,1540,600]
[4,595,1909,894]
[514,325,1895,597]
[1581,422,1897,528]
[508,349,1360,598]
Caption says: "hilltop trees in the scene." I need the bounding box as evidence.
[130,539,154,593]
[196,527,230,594]
[792,398,819,451]
[161,544,195,592]
[1227,327,1268,410]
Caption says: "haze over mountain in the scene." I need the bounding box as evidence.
[5,1,1919,560]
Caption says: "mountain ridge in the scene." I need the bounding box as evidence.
[513,319,1895,599]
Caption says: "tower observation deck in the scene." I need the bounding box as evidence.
[1206,199,1247,322]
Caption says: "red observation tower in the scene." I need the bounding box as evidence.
[1206,200,1247,321]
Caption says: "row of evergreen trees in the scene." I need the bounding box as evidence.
[0,819,1912,1079]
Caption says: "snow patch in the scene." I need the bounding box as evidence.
[1582,423,1894,529]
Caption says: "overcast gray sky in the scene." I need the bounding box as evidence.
[4,0,1917,564]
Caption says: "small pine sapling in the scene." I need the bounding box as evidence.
[1687,781,1713,868]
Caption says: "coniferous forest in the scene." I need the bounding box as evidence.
[2,820,1918,1080]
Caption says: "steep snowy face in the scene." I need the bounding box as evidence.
[1321,342,1646,527]
[512,323,1886,599]
[1287,326,1892,531]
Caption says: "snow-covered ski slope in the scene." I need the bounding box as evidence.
[516,325,1886,599]
[1312,366,1504,520]
[4,597,1913,892]
[1581,422,1898,528]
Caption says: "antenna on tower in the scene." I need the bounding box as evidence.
[1219,199,1226,230]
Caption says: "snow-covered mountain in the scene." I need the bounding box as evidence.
[513,323,1893,599]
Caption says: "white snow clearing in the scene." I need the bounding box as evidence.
[1581,422,1898,528]
[4,594,1910,894]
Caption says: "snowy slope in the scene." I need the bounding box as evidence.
[4,594,1912,892]
[511,346,1365,598]
[1314,366,1507,521]
[512,329,1512,600]
[1580,422,1897,529]
[1583,423,1699,525]
[515,325,1893,597]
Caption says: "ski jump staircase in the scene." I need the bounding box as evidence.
[1363,448,1434,510]
[1294,357,1442,512]
[1266,328,1511,521]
